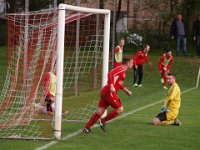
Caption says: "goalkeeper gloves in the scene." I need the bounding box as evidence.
[161,106,170,113]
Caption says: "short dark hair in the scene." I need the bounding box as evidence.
[142,44,150,50]
[165,49,172,53]
[167,73,176,78]
[122,56,132,65]
[118,38,125,43]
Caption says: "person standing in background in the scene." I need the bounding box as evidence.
[193,15,200,57]
[171,14,187,56]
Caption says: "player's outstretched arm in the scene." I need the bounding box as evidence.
[148,61,153,67]
[123,87,132,96]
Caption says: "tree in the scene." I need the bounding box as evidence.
[6,0,24,13]
[181,0,200,35]
[116,0,122,22]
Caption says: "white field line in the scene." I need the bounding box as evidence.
[35,86,198,150]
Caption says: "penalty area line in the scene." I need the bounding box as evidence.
[35,86,197,150]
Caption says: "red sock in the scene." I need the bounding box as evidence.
[85,112,100,129]
[101,110,119,123]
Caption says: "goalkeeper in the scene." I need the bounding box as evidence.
[152,73,181,126]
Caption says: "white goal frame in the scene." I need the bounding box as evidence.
[55,4,110,140]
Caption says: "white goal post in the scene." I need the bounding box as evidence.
[54,4,111,140]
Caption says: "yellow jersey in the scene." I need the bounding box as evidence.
[164,82,181,120]
[45,72,57,97]
[115,46,123,63]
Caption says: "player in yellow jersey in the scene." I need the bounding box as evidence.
[44,69,57,114]
[152,73,181,126]
[114,38,125,68]
[33,68,57,115]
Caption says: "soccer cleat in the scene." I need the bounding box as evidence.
[82,127,91,133]
[163,86,168,90]
[138,84,142,87]
[173,118,181,126]
[133,83,138,87]
[99,119,106,132]
[62,111,69,117]
[161,78,164,83]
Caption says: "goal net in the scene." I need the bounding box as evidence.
[0,4,110,140]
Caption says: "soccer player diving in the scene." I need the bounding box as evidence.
[83,56,133,133]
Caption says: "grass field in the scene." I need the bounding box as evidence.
[0,51,200,150]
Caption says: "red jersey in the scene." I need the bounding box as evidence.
[158,53,174,70]
[104,65,126,93]
[133,49,150,65]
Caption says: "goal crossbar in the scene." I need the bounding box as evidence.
[63,4,110,15]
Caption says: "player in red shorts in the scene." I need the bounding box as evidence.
[114,38,125,68]
[83,56,133,133]
[158,50,174,89]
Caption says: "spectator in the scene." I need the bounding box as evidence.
[192,15,200,57]
[171,14,187,56]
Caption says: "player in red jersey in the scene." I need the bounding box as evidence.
[158,50,174,89]
[114,38,125,68]
[132,45,152,87]
[83,56,133,133]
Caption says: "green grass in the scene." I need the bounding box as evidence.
[0,52,200,150]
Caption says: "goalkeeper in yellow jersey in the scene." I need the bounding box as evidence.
[152,73,181,126]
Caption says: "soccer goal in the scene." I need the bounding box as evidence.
[55,4,110,140]
[0,4,110,140]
